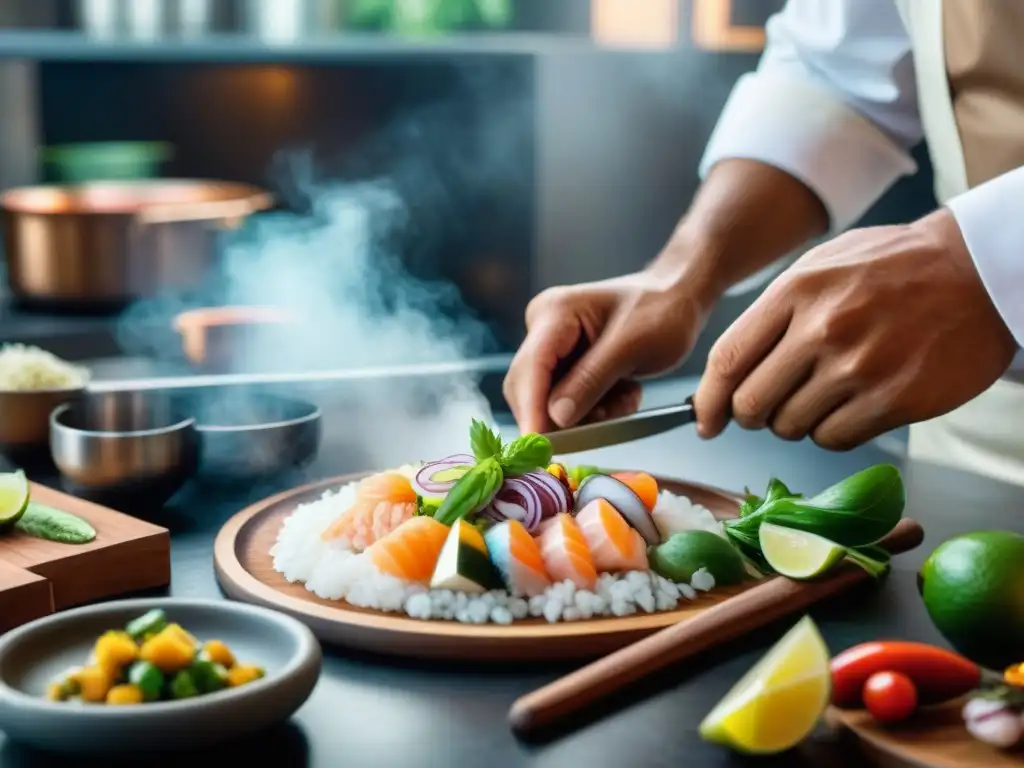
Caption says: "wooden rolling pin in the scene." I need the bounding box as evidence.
[509,517,925,735]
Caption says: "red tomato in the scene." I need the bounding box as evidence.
[862,671,918,723]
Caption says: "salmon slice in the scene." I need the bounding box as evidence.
[484,520,552,597]
[320,499,416,551]
[537,513,598,590]
[320,471,419,550]
[576,499,649,573]
[358,472,418,503]
[367,516,450,583]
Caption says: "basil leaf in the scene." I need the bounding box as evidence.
[433,457,504,525]
[501,434,553,475]
[469,419,503,461]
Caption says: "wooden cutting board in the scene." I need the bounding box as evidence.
[826,700,1024,767]
[0,482,170,631]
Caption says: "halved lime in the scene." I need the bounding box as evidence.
[0,470,30,527]
[759,522,847,579]
[699,615,831,754]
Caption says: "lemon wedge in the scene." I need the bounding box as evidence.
[699,615,830,754]
[759,523,847,579]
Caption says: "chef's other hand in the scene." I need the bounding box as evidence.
[503,271,713,434]
[694,208,1019,450]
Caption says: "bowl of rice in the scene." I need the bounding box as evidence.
[0,345,89,459]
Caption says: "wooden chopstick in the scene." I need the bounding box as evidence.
[508,517,925,735]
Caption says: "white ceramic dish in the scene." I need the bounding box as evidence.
[0,598,322,755]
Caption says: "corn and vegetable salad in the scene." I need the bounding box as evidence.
[46,609,265,705]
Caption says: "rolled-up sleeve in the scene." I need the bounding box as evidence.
[699,0,923,234]
[946,168,1024,350]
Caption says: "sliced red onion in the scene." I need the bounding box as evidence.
[413,454,476,496]
[480,471,573,533]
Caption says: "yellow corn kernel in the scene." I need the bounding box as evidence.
[1005,663,1024,686]
[226,664,265,688]
[106,684,145,705]
[140,629,196,674]
[163,623,199,649]
[203,639,235,669]
[94,630,139,673]
[46,682,66,701]
[72,666,113,703]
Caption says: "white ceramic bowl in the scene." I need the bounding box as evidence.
[0,598,322,756]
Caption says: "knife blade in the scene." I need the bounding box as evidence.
[543,396,696,455]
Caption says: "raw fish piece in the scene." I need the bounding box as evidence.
[320,472,418,551]
[575,498,649,573]
[537,513,598,591]
[367,516,450,584]
[484,520,552,597]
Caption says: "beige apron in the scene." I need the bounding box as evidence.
[892,0,1024,487]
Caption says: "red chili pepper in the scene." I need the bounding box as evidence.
[831,641,981,708]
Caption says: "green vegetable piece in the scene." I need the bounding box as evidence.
[415,495,444,517]
[14,503,96,544]
[169,670,199,700]
[649,530,747,586]
[125,609,168,640]
[128,661,165,702]
[190,660,228,694]
[726,464,905,548]
[500,433,553,475]
[568,465,612,485]
[469,419,504,461]
[433,457,504,525]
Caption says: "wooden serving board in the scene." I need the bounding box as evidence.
[827,700,1024,768]
[214,472,921,662]
[0,482,171,629]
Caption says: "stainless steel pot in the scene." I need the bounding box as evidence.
[0,179,272,308]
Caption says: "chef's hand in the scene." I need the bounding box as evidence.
[694,208,1019,450]
[503,269,715,434]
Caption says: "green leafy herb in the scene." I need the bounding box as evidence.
[739,478,800,517]
[433,457,504,525]
[500,434,553,475]
[727,464,905,549]
[469,420,504,462]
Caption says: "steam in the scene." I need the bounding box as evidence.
[115,64,532,472]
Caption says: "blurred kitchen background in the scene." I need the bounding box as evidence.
[0,0,936,427]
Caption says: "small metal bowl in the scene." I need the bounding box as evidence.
[49,391,199,506]
[191,392,321,481]
[0,388,86,461]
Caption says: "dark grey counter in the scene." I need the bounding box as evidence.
[0,371,983,768]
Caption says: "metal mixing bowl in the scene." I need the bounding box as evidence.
[0,388,86,461]
[191,392,321,481]
[49,391,199,505]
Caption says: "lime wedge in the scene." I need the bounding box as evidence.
[0,470,30,527]
[759,522,847,579]
[699,615,831,754]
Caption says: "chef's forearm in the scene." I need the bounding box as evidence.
[646,158,829,303]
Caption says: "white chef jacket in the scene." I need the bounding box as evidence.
[699,0,1024,366]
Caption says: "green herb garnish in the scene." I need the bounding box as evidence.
[500,434,554,476]
[433,457,504,525]
[470,419,504,461]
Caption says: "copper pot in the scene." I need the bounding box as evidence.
[0,180,272,307]
[173,305,299,372]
